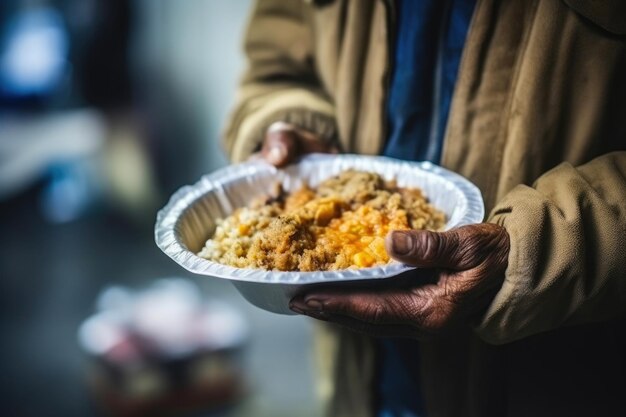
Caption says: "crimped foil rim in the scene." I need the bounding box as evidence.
[155,154,485,284]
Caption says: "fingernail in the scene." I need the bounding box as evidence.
[289,304,305,315]
[391,231,413,255]
[289,299,307,313]
[267,145,286,165]
[305,299,323,311]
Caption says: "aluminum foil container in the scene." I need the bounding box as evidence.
[155,154,484,314]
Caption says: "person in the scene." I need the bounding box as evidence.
[222,1,626,416]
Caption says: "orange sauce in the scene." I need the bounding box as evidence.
[315,205,410,268]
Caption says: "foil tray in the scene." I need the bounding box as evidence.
[155,154,484,314]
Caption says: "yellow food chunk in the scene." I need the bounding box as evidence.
[368,237,387,260]
[314,200,340,226]
[238,223,251,236]
[353,251,375,268]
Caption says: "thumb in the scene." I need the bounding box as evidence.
[262,124,299,167]
[385,229,464,270]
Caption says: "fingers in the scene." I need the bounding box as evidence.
[289,283,454,336]
[260,122,337,167]
[261,126,298,167]
[290,290,404,325]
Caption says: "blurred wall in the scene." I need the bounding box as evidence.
[133,0,252,188]
[0,2,323,417]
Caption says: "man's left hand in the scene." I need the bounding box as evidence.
[289,223,510,338]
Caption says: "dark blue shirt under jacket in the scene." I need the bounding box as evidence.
[383,0,476,164]
[379,0,476,416]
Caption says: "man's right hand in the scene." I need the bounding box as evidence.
[256,121,338,167]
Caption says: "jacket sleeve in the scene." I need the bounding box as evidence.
[223,0,338,162]
[476,151,626,344]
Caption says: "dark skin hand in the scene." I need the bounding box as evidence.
[289,223,510,339]
[255,122,510,339]
[251,121,338,167]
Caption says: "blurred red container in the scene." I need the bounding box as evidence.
[78,279,249,417]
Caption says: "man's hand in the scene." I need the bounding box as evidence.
[289,223,510,339]
[252,121,338,167]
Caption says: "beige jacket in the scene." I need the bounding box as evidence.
[224,0,626,416]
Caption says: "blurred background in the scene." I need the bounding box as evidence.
[0,1,321,416]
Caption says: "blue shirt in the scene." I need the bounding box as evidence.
[379,0,476,416]
[383,0,476,163]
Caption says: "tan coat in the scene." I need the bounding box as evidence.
[224,0,626,416]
